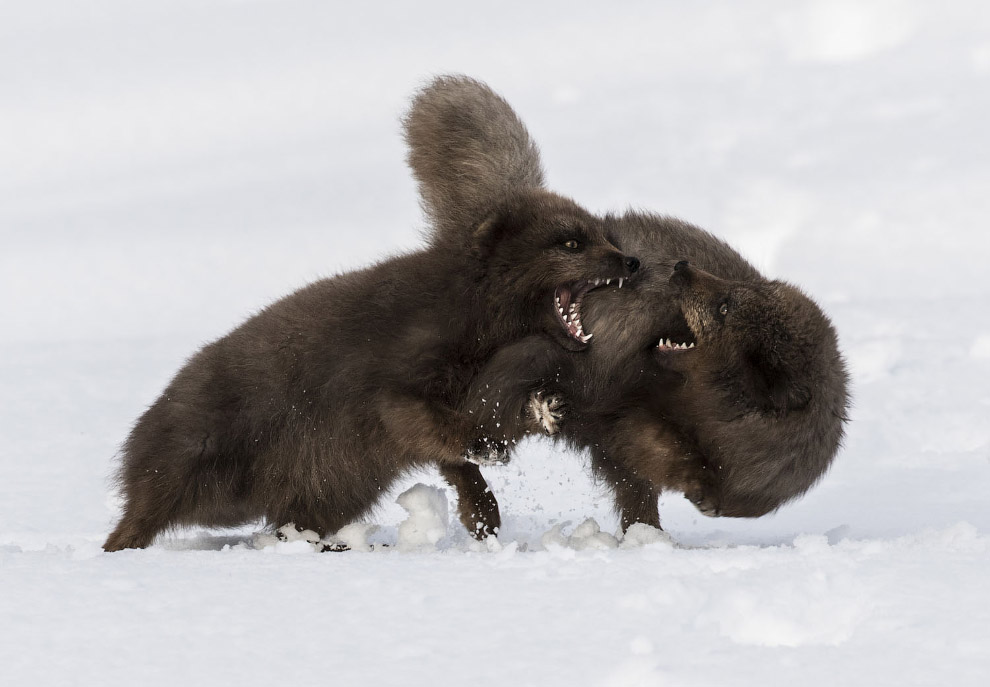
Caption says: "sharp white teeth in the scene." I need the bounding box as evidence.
[689,343,695,348]
[665,338,672,347]
[619,278,624,289]
[584,333,593,340]
[606,278,611,286]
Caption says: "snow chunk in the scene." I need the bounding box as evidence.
[541,519,619,551]
[396,484,448,552]
[254,522,378,553]
[332,523,379,553]
[620,523,674,550]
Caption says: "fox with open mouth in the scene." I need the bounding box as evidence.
[103,82,639,551]
[406,75,849,535]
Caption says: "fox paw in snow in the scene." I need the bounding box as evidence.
[275,523,351,552]
[464,437,509,466]
[528,391,565,435]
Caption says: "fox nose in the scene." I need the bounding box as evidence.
[625,257,640,273]
[674,260,689,272]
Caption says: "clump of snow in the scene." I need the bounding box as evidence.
[253,522,379,553]
[620,523,675,549]
[541,519,674,551]
[253,523,322,553]
[396,484,449,551]
[541,518,619,551]
[467,533,507,554]
[331,523,379,552]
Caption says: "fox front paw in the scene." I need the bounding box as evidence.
[528,391,565,436]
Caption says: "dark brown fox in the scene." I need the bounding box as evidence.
[103,85,640,551]
[405,75,850,532]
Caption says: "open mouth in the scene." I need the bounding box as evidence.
[553,277,627,344]
[652,308,697,353]
[656,338,696,351]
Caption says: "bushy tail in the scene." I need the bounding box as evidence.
[403,75,545,243]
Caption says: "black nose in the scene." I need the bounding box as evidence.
[674,260,689,272]
[625,257,640,273]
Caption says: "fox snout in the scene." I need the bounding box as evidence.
[593,247,640,280]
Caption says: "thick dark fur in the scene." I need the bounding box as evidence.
[405,75,850,531]
[103,88,640,551]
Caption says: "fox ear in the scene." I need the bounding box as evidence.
[766,370,811,415]
[471,212,509,259]
[744,351,810,416]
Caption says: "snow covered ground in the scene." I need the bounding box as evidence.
[3,1,989,685]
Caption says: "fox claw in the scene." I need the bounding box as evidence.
[529,391,566,435]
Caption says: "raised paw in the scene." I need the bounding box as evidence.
[683,477,721,518]
[528,391,566,435]
[464,437,510,466]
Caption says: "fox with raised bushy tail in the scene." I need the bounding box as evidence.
[104,78,640,551]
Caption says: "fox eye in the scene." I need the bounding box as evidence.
[563,239,581,251]
[718,302,729,316]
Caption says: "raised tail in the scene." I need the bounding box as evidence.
[403,75,546,243]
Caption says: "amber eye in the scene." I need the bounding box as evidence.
[563,239,581,250]
[719,303,729,316]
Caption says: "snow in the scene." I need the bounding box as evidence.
[3,1,990,685]
[396,484,450,551]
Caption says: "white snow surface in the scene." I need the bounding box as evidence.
[3,1,990,685]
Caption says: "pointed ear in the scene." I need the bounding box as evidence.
[744,351,810,416]
[471,212,508,259]
[765,369,811,415]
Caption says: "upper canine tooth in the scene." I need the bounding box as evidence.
[619,278,624,289]
[606,278,611,286]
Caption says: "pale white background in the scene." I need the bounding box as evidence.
[2,1,989,685]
